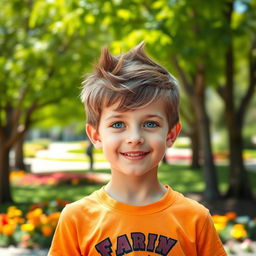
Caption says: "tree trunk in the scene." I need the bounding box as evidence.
[225,111,252,198]
[14,133,26,170]
[193,66,220,199]
[179,98,201,169]
[172,56,220,198]
[0,139,13,203]
[193,95,220,199]
[222,21,253,198]
[190,124,201,169]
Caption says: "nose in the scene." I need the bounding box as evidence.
[126,128,144,145]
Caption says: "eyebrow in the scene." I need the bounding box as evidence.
[105,114,125,121]
[105,114,165,121]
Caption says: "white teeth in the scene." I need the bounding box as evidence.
[123,153,145,157]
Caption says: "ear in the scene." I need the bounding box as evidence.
[166,122,181,147]
[86,124,102,149]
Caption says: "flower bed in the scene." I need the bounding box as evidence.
[213,212,256,253]
[0,199,67,248]
[11,171,111,186]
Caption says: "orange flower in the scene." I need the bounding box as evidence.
[41,225,54,237]
[48,212,61,227]
[2,224,16,235]
[26,208,43,226]
[10,170,26,179]
[47,177,56,185]
[225,212,237,221]
[40,214,49,225]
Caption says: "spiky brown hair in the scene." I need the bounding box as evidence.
[81,42,179,129]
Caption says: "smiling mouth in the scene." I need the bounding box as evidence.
[120,151,150,159]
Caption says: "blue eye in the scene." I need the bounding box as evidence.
[144,121,159,128]
[111,122,125,129]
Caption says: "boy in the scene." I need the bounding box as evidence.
[48,43,226,255]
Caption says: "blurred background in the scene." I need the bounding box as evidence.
[0,0,256,253]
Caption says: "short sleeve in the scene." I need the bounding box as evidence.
[48,205,81,256]
[197,212,227,256]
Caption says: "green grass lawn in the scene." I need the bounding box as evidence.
[2,164,254,212]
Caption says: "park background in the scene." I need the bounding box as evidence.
[0,0,256,255]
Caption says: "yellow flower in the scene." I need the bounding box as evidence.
[230,224,248,239]
[33,208,43,216]
[26,208,43,218]
[212,215,228,225]
[214,222,226,232]
[7,206,23,218]
[2,224,16,235]
[21,223,35,232]
[7,206,17,211]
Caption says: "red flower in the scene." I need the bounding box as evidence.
[0,214,8,225]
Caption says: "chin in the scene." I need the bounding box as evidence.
[121,169,152,177]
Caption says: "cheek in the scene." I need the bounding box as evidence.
[101,133,122,149]
[148,135,168,154]
[149,133,167,145]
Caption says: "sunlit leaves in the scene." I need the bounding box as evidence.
[84,14,95,24]
[155,6,174,21]
[152,0,166,10]
[117,9,132,20]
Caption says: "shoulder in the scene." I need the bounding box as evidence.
[171,189,209,219]
[60,189,101,221]
[170,190,217,236]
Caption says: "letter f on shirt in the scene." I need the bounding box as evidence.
[95,238,113,256]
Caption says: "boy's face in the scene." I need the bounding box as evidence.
[86,99,181,177]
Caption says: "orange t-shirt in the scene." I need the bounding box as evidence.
[48,186,227,256]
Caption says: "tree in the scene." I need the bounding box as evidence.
[216,0,256,198]
[0,0,103,203]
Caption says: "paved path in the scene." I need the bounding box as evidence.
[25,146,256,173]
[25,157,111,173]
[0,247,48,256]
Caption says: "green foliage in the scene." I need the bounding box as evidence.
[0,0,107,132]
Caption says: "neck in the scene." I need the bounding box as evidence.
[105,169,166,206]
